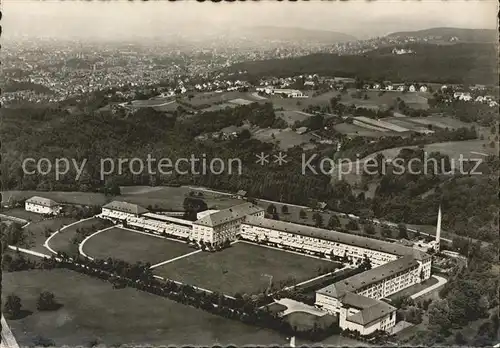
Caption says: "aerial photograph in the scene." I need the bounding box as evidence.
[0,1,498,347]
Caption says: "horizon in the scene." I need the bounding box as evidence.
[3,0,498,41]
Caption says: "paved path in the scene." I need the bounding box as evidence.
[44,216,96,254]
[150,249,202,269]
[281,265,351,292]
[1,315,20,348]
[78,226,116,260]
[0,214,28,225]
[275,298,326,317]
[410,275,447,300]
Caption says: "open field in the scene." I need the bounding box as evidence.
[362,139,495,162]
[284,311,336,332]
[82,227,193,264]
[334,123,399,138]
[276,110,314,125]
[153,241,336,295]
[1,191,109,206]
[48,217,105,256]
[2,269,288,346]
[405,115,474,129]
[119,185,242,211]
[253,128,315,150]
[23,217,77,253]
[0,208,44,222]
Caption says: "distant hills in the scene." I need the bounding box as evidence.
[228,43,498,85]
[387,27,498,43]
[240,26,357,44]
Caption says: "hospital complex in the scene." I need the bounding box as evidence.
[27,197,438,336]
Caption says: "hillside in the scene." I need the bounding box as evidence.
[227,43,498,85]
[387,27,497,43]
[242,26,357,43]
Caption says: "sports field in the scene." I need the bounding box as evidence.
[2,269,287,346]
[153,241,336,295]
[82,227,194,265]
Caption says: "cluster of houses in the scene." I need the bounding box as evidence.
[194,79,250,93]
[452,91,498,107]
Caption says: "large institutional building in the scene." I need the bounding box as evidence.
[99,200,434,335]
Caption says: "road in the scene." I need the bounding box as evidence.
[410,275,448,300]
[1,315,20,348]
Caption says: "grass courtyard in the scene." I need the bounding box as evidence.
[82,227,194,265]
[2,269,287,346]
[153,241,336,295]
[48,217,105,257]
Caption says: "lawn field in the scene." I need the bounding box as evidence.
[276,110,313,126]
[361,139,495,163]
[284,311,336,332]
[405,115,474,129]
[253,128,315,150]
[119,185,242,211]
[153,242,336,295]
[48,217,105,257]
[334,122,398,138]
[1,191,109,206]
[0,208,44,222]
[2,269,287,346]
[82,227,193,264]
[23,217,77,253]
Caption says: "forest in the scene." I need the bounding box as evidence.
[1,102,497,243]
[227,43,498,85]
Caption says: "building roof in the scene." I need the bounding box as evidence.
[242,216,427,260]
[141,212,193,227]
[193,203,264,228]
[102,201,148,215]
[344,293,396,326]
[26,196,59,207]
[236,190,247,196]
[316,255,419,298]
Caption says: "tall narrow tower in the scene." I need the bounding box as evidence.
[435,205,442,252]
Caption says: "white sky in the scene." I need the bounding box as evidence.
[3,0,498,40]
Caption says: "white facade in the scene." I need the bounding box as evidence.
[126,214,192,239]
[339,306,396,335]
[240,221,398,267]
[25,197,61,215]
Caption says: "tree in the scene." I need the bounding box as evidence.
[37,291,58,311]
[281,205,289,215]
[364,223,376,235]
[299,209,307,219]
[266,204,277,215]
[327,215,341,229]
[428,299,452,335]
[398,223,408,239]
[4,294,22,318]
[381,224,392,238]
[454,331,467,345]
[239,129,251,140]
[313,212,323,227]
[346,219,359,230]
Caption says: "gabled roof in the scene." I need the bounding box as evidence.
[193,203,263,228]
[345,297,396,326]
[102,201,148,215]
[242,216,427,260]
[316,255,419,298]
[26,196,59,207]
